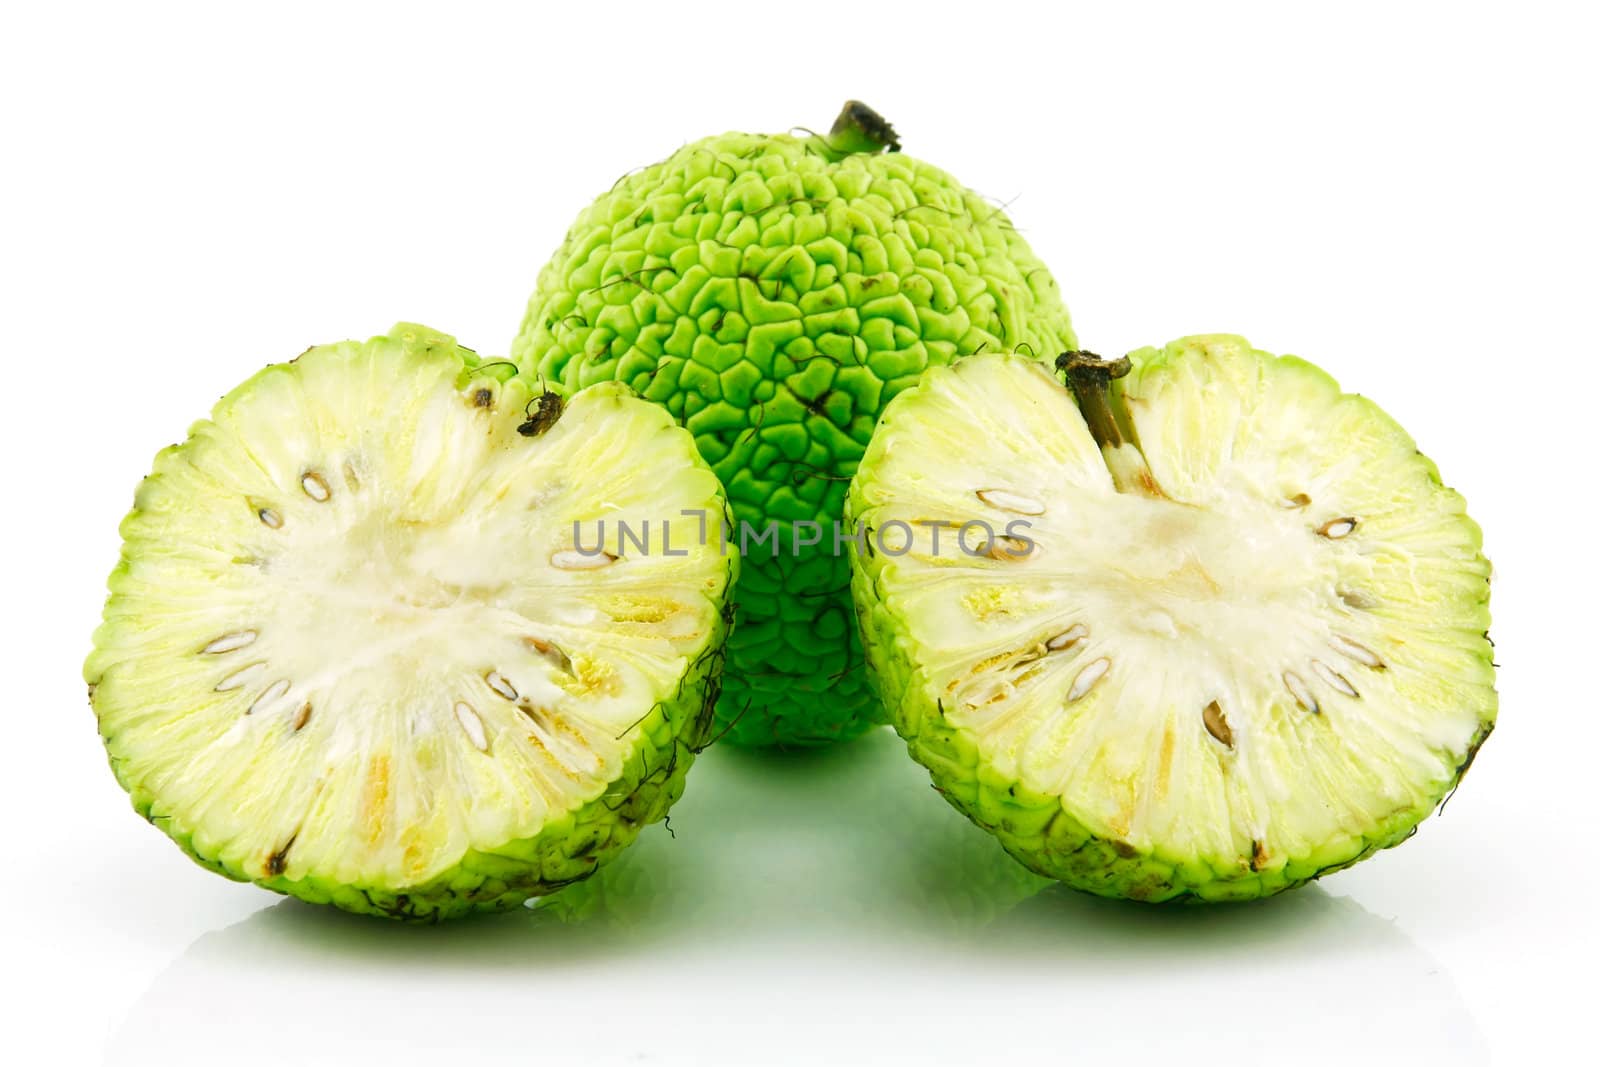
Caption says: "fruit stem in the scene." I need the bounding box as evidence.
[821,100,901,159]
[1057,351,1165,497]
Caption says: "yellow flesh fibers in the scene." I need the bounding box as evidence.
[87,334,729,887]
[854,339,1493,870]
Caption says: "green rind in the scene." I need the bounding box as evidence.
[513,120,1076,746]
[97,603,730,920]
[846,339,1497,903]
[87,325,736,921]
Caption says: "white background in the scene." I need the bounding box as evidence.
[4,2,1596,1063]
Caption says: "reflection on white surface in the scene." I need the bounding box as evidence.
[110,730,1484,1066]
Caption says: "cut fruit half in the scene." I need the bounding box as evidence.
[86,324,736,920]
[846,335,1494,901]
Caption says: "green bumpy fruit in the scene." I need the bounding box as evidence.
[86,325,735,920]
[513,102,1076,746]
[848,337,1496,901]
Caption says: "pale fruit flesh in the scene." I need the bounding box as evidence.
[86,324,735,919]
[848,336,1494,901]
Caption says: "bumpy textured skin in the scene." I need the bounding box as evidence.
[86,327,735,921]
[849,680,1491,903]
[513,119,1076,745]
[847,343,1496,902]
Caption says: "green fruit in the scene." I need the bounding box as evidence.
[86,324,735,920]
[513,102,1076,746]
[847,335,1495,901]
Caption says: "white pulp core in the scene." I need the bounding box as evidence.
[1061,488,1329,676]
